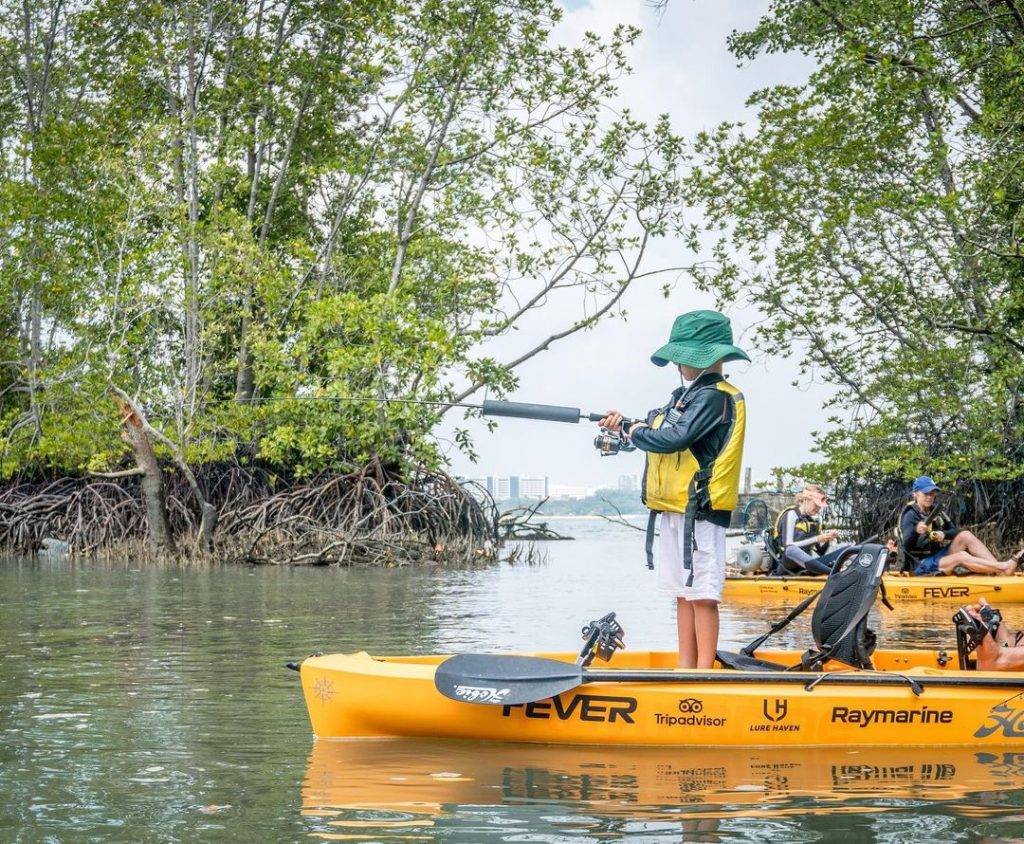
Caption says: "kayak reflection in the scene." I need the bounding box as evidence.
[302,739,1024,837]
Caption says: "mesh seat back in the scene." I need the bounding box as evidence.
[809,543,889,668]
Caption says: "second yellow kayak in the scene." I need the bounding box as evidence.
[724,573,1024,603]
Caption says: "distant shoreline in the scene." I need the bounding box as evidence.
[540,513,646,520]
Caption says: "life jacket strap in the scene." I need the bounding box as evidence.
[644,470,712,576]
[645,510,658,570]
[682,499,696,587]
[681,468,712,586]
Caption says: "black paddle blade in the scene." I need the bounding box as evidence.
[434,653,584,706]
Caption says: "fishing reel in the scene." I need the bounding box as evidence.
[577,612,626,667]
[953,604,1002,669]
[594,430,635,456]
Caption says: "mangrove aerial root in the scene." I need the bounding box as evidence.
[0,458,500,565]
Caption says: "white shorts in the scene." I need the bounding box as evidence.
[657,513,727,602]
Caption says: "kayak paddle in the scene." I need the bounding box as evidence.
[434,652,1019,704]
[434,653,585,706]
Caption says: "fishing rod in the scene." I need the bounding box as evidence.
[242,393,631,423]
[225,395,638,456]
[923,498,945,529]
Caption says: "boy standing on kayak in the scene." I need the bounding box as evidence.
[599,310,748,669]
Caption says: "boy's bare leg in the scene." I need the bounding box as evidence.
[691,599,720,669]
[948,530,998,562]
[939,552,1015,575]
[676,598,697,668]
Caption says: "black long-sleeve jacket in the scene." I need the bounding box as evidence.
[899,503,959,564]
[628,372,735,527]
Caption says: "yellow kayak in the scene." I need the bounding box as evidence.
[724,573,1024,603]
[298,648,1024,748]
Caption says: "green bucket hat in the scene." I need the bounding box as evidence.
[651,309,750,368]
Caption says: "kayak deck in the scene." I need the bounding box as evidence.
[299,649,1024,748]
[724,573,1024,603]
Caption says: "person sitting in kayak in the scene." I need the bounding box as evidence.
[899,476,1022,576]
[599,309,748,670]
[772,484,850,576]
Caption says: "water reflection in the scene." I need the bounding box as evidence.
[6,519,1024,841]
[303,739,1024,840]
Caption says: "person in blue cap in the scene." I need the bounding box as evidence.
[898,477,1022,576]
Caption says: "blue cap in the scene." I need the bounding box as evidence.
[911,476,940,493]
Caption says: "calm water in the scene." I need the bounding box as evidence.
[4,518,1024,841]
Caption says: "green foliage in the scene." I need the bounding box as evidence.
[0,0,685,479]
[686,0,1024,486]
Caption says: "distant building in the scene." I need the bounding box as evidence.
[618,474,640,491]
[518,475,548,499]
[468,474,551,500]
[549,484,592,500]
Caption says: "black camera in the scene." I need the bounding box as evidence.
[577,612,625,666]
[953,603,1002,638]
[952,603,1002,669]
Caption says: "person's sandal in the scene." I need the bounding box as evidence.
[1012,549,1024,572]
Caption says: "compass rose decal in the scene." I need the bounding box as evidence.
[312,677,335,705]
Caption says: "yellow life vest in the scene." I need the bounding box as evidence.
[772,505,820,545]
[641,380,746,514]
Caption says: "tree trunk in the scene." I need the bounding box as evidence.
[235,312,255,402]
[116,398,176,553]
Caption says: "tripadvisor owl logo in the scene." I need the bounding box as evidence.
[655,698,726,728]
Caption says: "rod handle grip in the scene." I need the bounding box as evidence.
[585,412,635,425]
[481,400,583,424]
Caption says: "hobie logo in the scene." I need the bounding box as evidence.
[454,685,510,703]
[975,704,1024,739]
[763,698,788,722]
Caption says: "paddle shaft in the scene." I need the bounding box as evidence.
[434,652,1024,710]
[575,668,1024,690]
[741,590,820,656]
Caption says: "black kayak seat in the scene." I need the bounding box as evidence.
[715,650,789,671]
[804,543,888,670]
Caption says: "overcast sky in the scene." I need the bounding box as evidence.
[436,0,832,489]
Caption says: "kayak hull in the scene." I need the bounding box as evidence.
[724,573,1024,603]
[299,649,1024,748]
